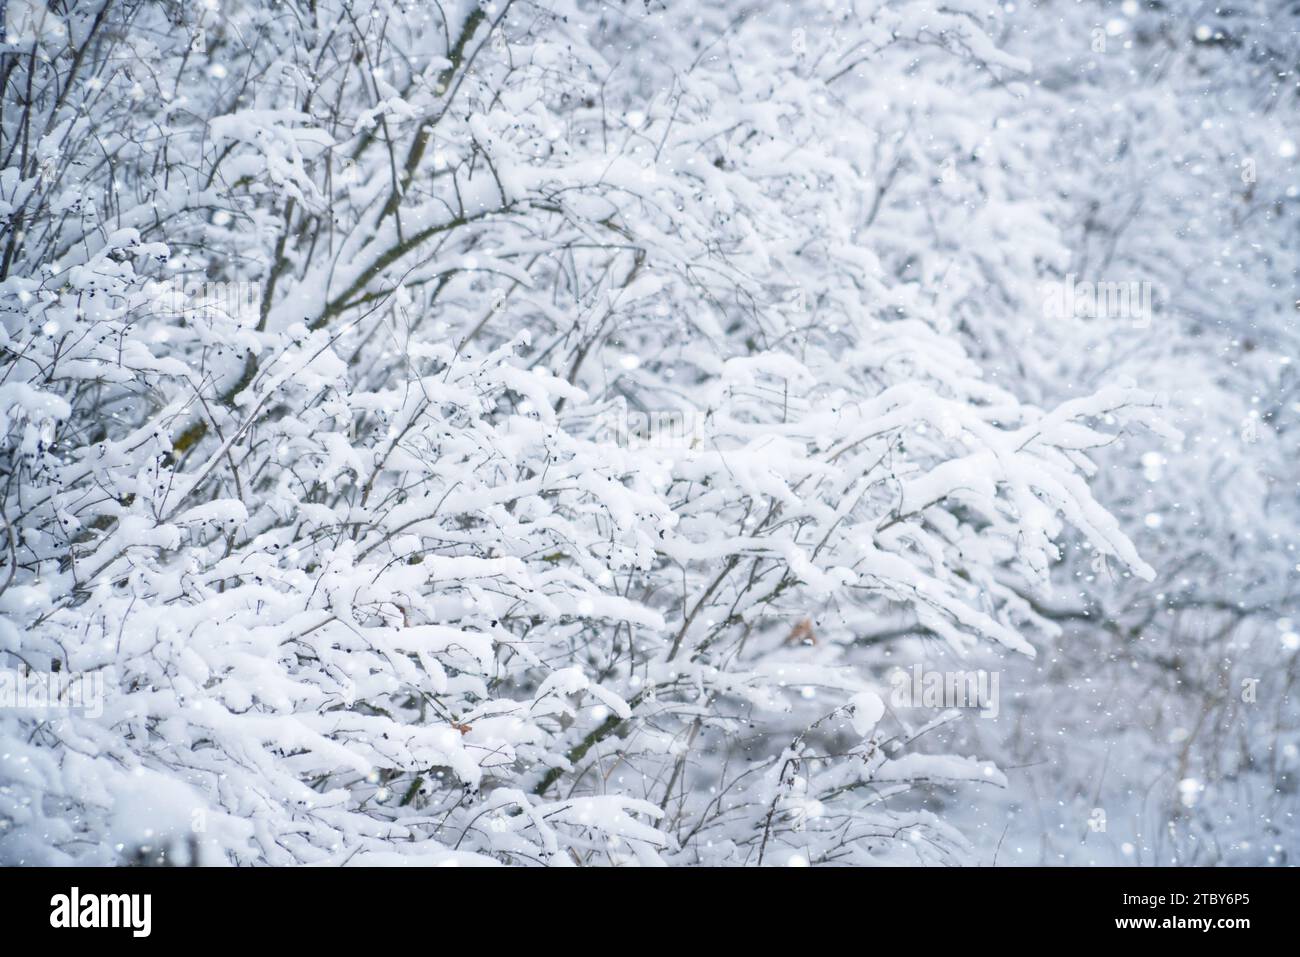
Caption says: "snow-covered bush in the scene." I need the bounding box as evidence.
[0,0,1288,866]
[903,0,1300,864]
